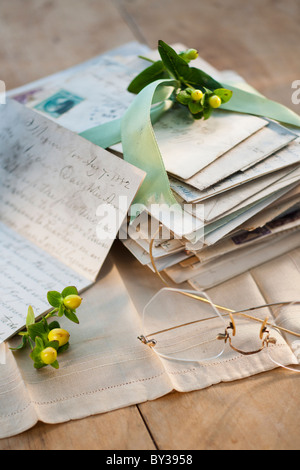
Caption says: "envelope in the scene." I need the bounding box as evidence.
[154,108,267,179]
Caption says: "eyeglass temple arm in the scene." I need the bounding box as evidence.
[144,298,300,339]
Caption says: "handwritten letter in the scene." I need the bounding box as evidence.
[0,99,145,341]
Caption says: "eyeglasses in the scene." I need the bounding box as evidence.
[138,288,300,372]
[138,226,300,372]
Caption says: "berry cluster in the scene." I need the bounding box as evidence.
[11,287,83,370]
[176,87,223,120]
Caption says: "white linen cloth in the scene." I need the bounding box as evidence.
[0,242,299,439]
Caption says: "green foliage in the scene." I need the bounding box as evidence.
[127,40,233,121]
[47,286,80,323]
[10,285,82,370]
[214,88,233,103]
[47,291,63,308]
[26,306,35,328]
[127,60,169,94]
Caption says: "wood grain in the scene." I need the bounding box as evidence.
[117,0,300,112]
[0,0,135,90]
[0,406,156,450]
[138,370,300,450]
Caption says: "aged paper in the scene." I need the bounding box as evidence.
[8,42,150,133]
[25,56,143,133]
[170,138,300,202]
[184,121,297,190]
[166,230,300,285]
[216,166,300,221]
[239,185,300,231]
[182,184,297,247]
[0,99,145,342]
[0,99,145,280]
[182,164,298,223]
[154,107,267,179]
[201,164,300,223]
[194,209,300,263]
[202,185,297,245]
[0,222,91,343]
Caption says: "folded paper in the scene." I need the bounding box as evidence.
[0,98,145,342]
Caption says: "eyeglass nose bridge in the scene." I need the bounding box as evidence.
[217,315,277,356]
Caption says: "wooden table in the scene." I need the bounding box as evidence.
[1,0,299,450]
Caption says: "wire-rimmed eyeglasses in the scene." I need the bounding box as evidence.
[138,288,300,372]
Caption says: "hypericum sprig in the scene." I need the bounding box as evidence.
[176,86,231,120]
[47,286,82,324]
[10,286,82,370]
[128,40,233,120]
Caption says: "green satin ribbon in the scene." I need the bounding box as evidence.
[81,78,179,208]
[221,82,300,128]
[80,79,300,210]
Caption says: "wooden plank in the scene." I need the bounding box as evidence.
[117,0,300,112]
[138,369,300,450]
[0,0,136,90]
[0,406,156,450]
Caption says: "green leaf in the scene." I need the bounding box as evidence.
[158,40,189,81]
[10,335,28,351]
[30,336,45,362]
[192,111,204,120]
[176,90,191,105]
[47,291,63,308]
[50,360,59,370]
[58,343,69,354]
[64,309,79,324]
[127,60,169,94]
[28,337,35,350]
[158,41,222,91]
[35,336,45,351]
[61,286,79,298]
[48,320,61,331]
[183,67,222,91]
[203,106,213,120]
[58,303,65,317]
[34,361,47,369]
[30,349,39,361]
[41,316,49,332]
[45,340,60,351]
[214,88,233,103]
[188,100,203,115]
[26,306,35,328]
[27,322,48,343]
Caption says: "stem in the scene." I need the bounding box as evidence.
[45,308,58,319]
[138,55,156,64]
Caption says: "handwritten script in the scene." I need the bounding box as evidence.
[0,99,145,341]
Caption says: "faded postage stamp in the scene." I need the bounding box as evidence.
[34,89,84,118]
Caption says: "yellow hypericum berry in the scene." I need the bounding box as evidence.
[208,95,222,108]
[191,89,204,101]
[63,294,82,310]
[40,347,57,365]
[48,328,70,347]
[185,48,199,61]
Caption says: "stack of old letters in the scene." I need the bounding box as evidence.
[8,42,300,289]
